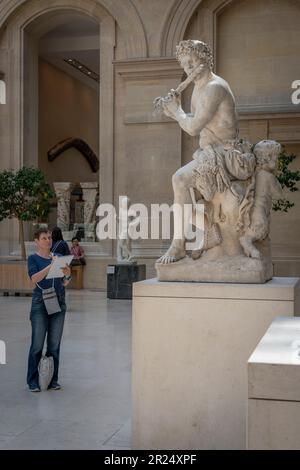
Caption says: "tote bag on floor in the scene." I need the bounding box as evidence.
[38,355,54,391]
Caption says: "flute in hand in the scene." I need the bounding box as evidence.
[153,63,204,115]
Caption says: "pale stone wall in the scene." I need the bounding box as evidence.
[113,58,182,207]
[217,0,300,109]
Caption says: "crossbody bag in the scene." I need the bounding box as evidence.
[51,240,62,254]
[36,277,61,315]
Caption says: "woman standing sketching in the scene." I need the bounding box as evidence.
[27,228,71,392]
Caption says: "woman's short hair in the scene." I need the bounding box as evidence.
[34,227,51,240]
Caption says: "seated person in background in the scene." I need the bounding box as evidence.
[51,227,71,256]
[70,237,86,266]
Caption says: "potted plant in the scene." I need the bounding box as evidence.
[273,148,300,212]
[0,167,54,260]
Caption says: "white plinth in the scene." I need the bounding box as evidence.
[248,316,300,450]
[132,277,300,450]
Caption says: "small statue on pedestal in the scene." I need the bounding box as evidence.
[117,196,139,264]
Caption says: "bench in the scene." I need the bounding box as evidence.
[69,265,84,289]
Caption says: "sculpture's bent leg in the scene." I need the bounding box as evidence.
[117,242,123,262]
[239,234,261,259]
[156,159,199,264]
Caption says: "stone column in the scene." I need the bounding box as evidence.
[53,182,73,232]
[80,182,99,241]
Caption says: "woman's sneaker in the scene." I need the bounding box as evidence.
[29,386,41,392]
[48,383,61,390]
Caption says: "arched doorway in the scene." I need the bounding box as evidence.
[23,6,113,249]
[22,4,114,206]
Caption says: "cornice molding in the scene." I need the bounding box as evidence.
[114,57,182,80]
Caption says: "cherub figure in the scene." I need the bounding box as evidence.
[239,140,283,259]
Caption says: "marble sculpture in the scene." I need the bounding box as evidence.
[154,40,282,283]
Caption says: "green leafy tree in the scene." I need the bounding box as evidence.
[273,149,300,212]
[0,167,54,260]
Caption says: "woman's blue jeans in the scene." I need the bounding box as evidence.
[27,292,66,389]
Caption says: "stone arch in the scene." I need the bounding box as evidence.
[161,0,238,57]
[160,0,205,56]
[162,0,300,57]
[0,0,147,58]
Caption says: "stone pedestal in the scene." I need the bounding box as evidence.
[156,253,273,283]
[248,316,300,450]
[132,277,300,450]
[107,264,146,300]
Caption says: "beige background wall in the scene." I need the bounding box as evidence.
[113,59,183,207]
[217,0,300,109]
[38,59,99,185]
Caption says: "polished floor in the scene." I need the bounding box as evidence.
[0,290,132,450]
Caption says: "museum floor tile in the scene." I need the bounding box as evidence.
[0,290,132,450]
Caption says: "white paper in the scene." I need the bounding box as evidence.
[45,255,74,279]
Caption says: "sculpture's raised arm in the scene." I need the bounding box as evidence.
[153,63,204,115]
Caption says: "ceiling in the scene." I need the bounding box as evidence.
[45,18,100,38]
[39,16,100,91]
